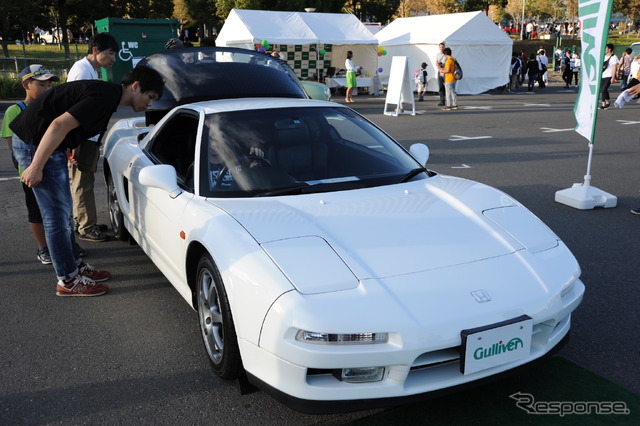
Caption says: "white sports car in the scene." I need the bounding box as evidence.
[103,48,584,413]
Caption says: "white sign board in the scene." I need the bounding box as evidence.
[384,56,415,116]
[460,316,533,375]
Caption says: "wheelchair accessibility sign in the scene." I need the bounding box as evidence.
[119,41,143,67]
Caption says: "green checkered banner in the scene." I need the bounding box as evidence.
[257,43,333,79]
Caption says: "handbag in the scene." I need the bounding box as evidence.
[617,66,624,80]
[539,61,547,74]
[453,59,463,80]
[73,139,101,173]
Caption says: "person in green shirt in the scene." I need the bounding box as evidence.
[1,65,59,264]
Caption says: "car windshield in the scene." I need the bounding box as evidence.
[198,107,425,197]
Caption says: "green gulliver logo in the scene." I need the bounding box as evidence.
[473,337,524,360]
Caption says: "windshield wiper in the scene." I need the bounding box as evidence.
[256,181,364,197]
[255,184,310,197]
[397,167,426,183]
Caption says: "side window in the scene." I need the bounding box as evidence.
[146,111,199,189]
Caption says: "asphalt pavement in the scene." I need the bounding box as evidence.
[1,81,639,424]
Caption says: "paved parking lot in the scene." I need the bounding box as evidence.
[0,82,638,424]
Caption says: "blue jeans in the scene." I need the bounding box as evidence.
[12,135,80,281]
[444,82,457,107]
[620,73,629,90]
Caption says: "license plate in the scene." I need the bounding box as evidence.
[460,315,533,375]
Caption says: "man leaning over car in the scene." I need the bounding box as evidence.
[10,66,165,297]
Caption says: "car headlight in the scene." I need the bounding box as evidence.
[483,206,559,253]
[295,330,388,344]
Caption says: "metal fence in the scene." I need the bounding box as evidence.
[0,42,88,81]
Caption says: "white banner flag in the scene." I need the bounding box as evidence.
[573,0,614,144]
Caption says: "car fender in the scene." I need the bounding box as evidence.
[183,197,296,345]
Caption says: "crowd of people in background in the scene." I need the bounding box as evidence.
[23,26,88,44]
[17,23,213,45]
[504,47,585,94]
[501,19,640,39]
[501,20,581,39]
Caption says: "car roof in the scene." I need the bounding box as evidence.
[139,46,308,124]
[178,97,340,115]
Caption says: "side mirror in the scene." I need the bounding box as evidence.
[139,164,182,198]
[410,143,429,167]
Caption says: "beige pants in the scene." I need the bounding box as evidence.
[69,163,97,235]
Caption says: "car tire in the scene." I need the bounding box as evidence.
[196,253,243,380]
[107,173,130,241]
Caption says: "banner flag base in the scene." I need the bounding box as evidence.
[555,183,617,210]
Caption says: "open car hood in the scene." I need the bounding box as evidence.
[138,46,307,124]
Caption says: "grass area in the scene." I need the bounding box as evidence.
[0,42,85,98]
[513,38,636,62]
[0,42,86,59]
[514,39,580,56]
[0,46,69,99]
[609,32,640,45]
[355,357,640,426]
[511,33,640,57]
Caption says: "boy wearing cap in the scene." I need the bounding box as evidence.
[1,65,59,264]
[67,33,119,243]
[9,66,165,297]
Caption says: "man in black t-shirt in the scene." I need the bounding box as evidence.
[509,52,522,92]
[562,50,573,88]
[10,65,164,297]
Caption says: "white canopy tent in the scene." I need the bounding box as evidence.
[217,9,379,80]
[375,11,513,94]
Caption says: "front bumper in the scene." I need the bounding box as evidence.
[244,333,572,414]
[238,275,584,412]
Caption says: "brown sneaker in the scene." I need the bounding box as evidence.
[56,274,108,297]
[78,262,112,282]
[78,226,107,242]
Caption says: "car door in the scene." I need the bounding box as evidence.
[132,108,203,286]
